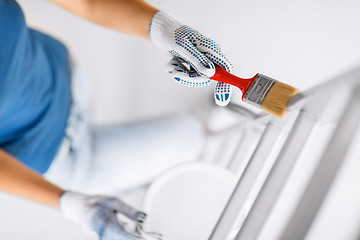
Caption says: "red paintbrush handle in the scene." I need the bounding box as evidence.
[210,65,258,98]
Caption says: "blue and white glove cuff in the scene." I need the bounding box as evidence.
[59,191,96,232]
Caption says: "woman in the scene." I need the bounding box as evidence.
[0,0,233,238]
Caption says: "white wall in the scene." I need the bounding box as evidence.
[17,0,214,125]
[16,0,360,125]
[1,0,360,239]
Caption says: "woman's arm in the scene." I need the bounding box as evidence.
[49,0,158,39]
[0,148,153,238]
[0,148,63,209]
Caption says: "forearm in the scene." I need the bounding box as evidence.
[0,149,63,209]
[49,0,158,39]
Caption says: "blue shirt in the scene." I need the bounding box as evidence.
[0,0,71,174]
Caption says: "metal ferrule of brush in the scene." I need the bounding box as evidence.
[243,74,277,108]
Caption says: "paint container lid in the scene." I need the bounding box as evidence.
[142,162,236,240]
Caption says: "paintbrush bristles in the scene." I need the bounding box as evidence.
[261,82,298,118]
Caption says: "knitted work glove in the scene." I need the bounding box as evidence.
[150,11,233,106]
[59,192,162,240]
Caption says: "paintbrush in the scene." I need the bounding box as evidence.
[210,65,298,117]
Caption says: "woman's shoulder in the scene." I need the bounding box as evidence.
[0,0,26,30]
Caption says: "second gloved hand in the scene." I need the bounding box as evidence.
[149,11,233,106]
[59,191,162,240]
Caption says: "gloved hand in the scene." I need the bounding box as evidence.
[59,191,162,240]
[149,11,233,106]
